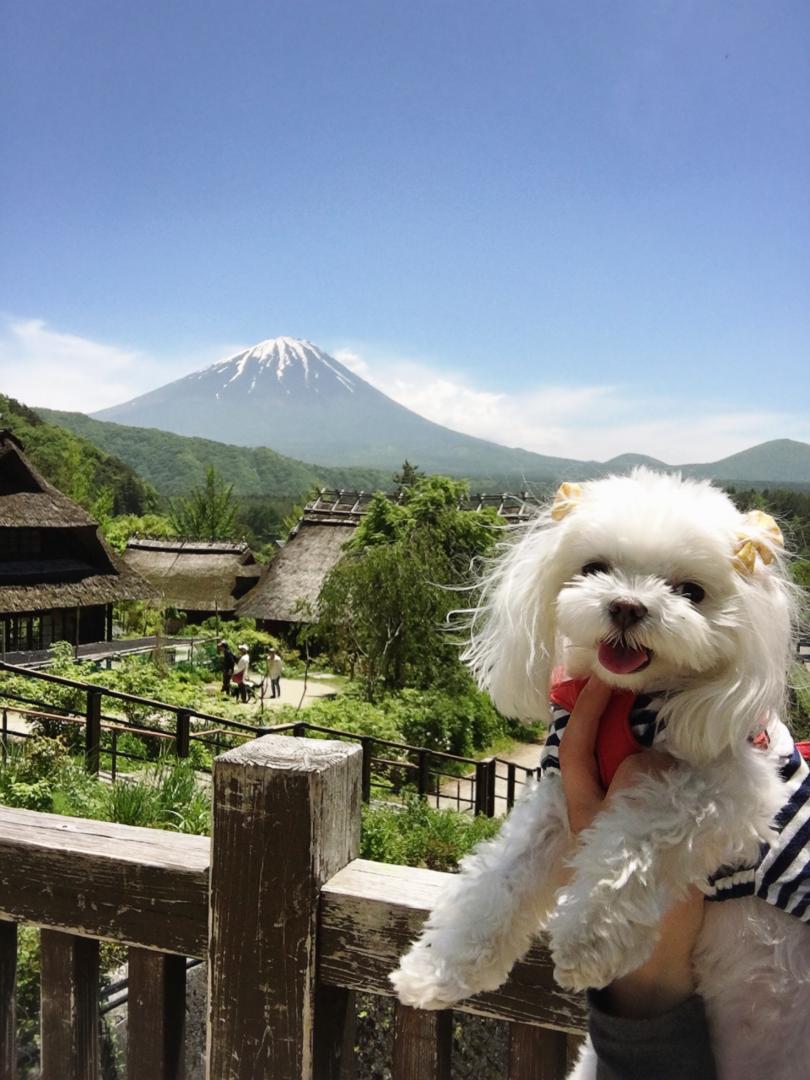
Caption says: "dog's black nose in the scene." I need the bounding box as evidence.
[608,598,648,630]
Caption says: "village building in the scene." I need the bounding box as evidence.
[0,430,154,655]
[123,538,262,628]
[237,488,540,635]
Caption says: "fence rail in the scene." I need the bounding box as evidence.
[0,735,585,1079]
[0,662,540,816]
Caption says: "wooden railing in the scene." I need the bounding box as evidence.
[0,735,585,1078]
[0,662,539,815]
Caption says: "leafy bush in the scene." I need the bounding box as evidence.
[361,797,501,872]
[97,759,211,833]
[0,736,71,811]
[381,685,506,757]
[271,696,402,744]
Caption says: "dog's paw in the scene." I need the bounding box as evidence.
[550,931,618,992]
[550,905,658,992]
[389,944,473,1011]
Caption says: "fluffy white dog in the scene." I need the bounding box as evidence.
[391,469,810,1080]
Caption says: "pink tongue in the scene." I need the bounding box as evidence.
[598,640,650,674]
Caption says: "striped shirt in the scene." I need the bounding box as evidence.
[541,695,810,923]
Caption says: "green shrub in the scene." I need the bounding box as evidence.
[272,697,403,744]
[96,758,212,833]
[379,685,507,757]
[361,797,501,872]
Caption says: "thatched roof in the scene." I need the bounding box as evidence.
[0,435,97,528]
[306,488,541,526]
[0,432,156,614]
[236,487,542,626]
[123,539,261,613]
[0,565,153,613]
[237,521,355,624]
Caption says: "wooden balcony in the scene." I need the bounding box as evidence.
[0,736,586,1078]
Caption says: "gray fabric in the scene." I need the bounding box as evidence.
[588,991,718,1080]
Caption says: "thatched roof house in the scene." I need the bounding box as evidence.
[237,488,541,632]
[123,539,262,623]
[0,430,154,653]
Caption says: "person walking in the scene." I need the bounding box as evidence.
[266,647,283,700]
[232,644,251,703]
[217,639,236,695]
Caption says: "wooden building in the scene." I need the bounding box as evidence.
[123,538,262,625]
[237,488,541,634]
[0,430,154,653]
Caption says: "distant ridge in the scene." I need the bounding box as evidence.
[603,453,669,470]
[39,408,810,496]
[89,336,810,486]
[681,439,810,484]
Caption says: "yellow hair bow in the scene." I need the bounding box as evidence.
[551,481,583,522]
[733,510,783,576]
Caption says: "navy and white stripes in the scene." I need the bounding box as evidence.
[540,693,666,776]
[541,696,810,923]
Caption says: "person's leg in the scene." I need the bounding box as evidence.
[589,988,716,1080]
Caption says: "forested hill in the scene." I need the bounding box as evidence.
[38,408,394,497]
[0,394,155,516]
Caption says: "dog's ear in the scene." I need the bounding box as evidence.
[733,510,784,576]
[462,511,563,723]
[550,481,583,521]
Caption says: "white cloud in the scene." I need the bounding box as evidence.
[332,346,809,464]
[1,323,805,462]
[0,319,153,412]
[0,318,244,414]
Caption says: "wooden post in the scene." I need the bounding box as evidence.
[391,1003,452,1080]
[474,757,496,816]
[0,920,16,1080]
[40,929,99,1080]
[127,948,187,1080]
[508,1024,568,1079]
[417,749,430,798]
[176,709,191,759]
[207,735,361,1080]
[360,736,373,802]
[486,757,497,817]
[507,762,517,810]
[85,688,102,775]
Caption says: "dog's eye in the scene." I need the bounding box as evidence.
[581,561,610,576]
[672,581,705,604]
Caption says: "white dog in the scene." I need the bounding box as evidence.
[391,470,810,1080]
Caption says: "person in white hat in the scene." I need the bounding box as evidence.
[232,644,250,702]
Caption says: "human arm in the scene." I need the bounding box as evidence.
[557,677,705,1017]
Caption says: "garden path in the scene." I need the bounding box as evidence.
[436,739,542,817]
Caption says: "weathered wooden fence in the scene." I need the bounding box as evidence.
[0,735,585,1078]
[0,661,539,815]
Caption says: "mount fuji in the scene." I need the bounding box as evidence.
[92,337,588,476]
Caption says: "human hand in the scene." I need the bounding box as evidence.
[557,676,705,1018]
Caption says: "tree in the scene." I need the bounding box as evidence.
[392,459,424,494]
[169,466,239,540]
[318,475,502,697]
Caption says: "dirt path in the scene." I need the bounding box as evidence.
[436,739,542,816]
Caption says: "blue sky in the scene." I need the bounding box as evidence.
[1,1,808,463]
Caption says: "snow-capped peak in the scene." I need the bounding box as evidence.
[203,337,358,396]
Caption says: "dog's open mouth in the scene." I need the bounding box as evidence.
[597,639,653,675]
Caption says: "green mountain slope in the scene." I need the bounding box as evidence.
[0,395,155,514]
[38,408,394,496]
[681,439,810,485]
[36,407,810,497]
